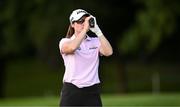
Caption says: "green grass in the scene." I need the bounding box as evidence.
[102,93,180,106]
[0,93,180,106]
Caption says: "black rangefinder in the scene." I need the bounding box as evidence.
[89,17,95,28]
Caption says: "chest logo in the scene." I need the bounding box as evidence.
[89,47,98,50]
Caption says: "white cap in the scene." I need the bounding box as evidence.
[69,9,90,24]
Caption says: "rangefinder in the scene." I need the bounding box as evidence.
[89,17,95,28]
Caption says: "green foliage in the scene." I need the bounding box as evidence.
[0,0,71,56]
[119,0,178,54]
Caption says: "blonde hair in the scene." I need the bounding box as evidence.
[66,24,74,38]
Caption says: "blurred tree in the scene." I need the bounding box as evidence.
[0,0,102,98]
[119,0,180,56]
[98,0,180,93]
[0,0,73,98]
[115,0,180,93]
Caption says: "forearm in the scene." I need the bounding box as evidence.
[61,29,87,54]
[69,29,87,50]
[88,15,112,56]
[99,35,113,56]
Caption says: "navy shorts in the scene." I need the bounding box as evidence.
[60,82,102,106]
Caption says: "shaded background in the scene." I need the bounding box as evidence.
[0,0,180,99]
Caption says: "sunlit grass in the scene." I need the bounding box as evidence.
[0,93,180,106]
[102,93,180,106]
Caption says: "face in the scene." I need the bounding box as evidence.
[71,16,87,34]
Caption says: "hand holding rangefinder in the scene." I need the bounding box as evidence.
[89,16,103,37]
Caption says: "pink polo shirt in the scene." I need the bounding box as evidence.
[59,35,101,88]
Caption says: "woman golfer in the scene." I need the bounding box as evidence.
[59,9,113,106]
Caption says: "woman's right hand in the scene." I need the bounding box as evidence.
[83,16,91,32]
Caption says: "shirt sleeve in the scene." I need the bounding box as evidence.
[59,38,71,54]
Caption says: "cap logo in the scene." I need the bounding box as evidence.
[76,10,87,14]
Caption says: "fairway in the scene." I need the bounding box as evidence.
[0,93,180,106]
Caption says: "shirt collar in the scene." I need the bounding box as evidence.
[71,34,91,41]
[86,35,91,41]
